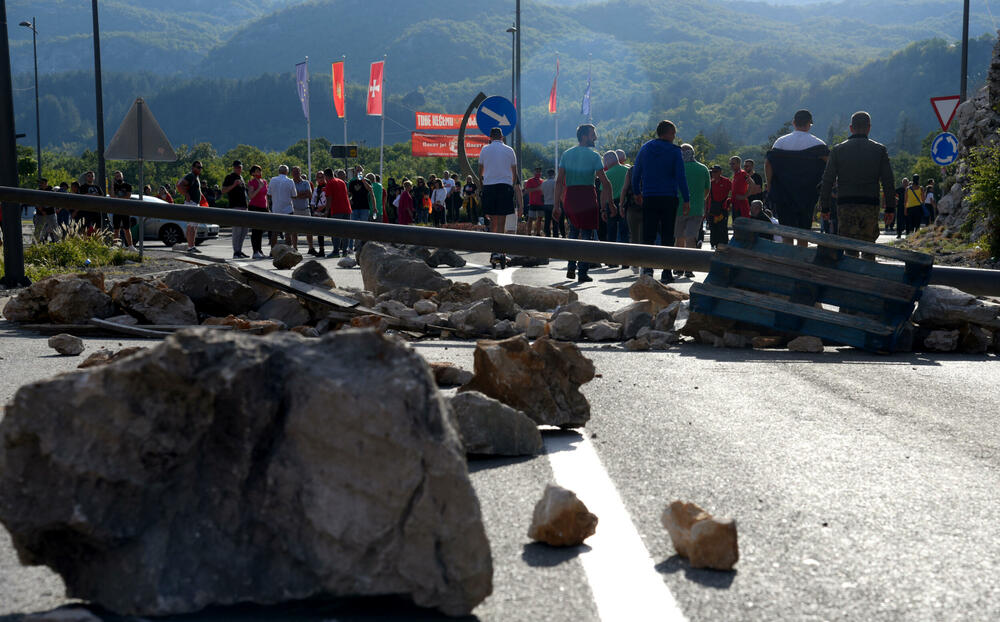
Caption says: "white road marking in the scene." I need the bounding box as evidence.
[545,433,688,622]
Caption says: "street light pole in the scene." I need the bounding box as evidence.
[506,25,516,108]
[18,17,40,182]
[91,0,106,199]
[960,0,970,102]
[514,0,522,176]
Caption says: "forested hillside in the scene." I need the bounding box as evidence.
[9,0,997,155]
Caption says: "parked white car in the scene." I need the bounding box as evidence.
[127,195,220,246]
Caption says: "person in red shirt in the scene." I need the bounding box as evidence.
[324,168,352,258]
[396,179,415,225]
[708,165,733,248]
[524,167,545,236]
[729,156,751,220]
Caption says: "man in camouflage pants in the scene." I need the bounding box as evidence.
[820,111,895,260]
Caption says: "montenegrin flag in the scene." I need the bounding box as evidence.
[332,61,345,119]
[548,58,559,114]
[367,60,384,116]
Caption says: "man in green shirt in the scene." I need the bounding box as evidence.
[367,173,384,221]
[674,143,710,277]
[554,124,613,283]
[604,152,630,268]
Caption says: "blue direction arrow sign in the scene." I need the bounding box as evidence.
[476,96,517,137]
[930,132,959,166]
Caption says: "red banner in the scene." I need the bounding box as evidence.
[332,61,345,119]
[548,57,559,114]
[415,112,478,130]
[366,61,384,116]
[411,132,490,158]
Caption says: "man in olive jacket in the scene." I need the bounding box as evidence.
[820,111,894,258]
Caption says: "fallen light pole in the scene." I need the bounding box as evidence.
[2,186,1000,298]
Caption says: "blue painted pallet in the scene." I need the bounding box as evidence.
[690,218,933,352]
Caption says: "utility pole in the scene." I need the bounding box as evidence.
[91,0,107,200]
[960,0,970,101]
[515,0,522,177]
[17,17,40,182]
[0,0,30,287]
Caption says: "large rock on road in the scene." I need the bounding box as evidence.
[359,242,450,296]
[0,328,492,617]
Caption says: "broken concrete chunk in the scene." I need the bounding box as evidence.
[163,265,257,316]
[271,244,303,270]
[110,277,197,325]
[257,292,311,328]
[449,391,543,456]
[291,260,335,288]
[461,335,595,428]
[427,248,467,268]
[912,285,1000,329]
[646,330,680,350]
[549,312,582,341]
[0,329,493,617]
[337,256,358,269]
[629,274,688,313]
[515,310,550,339]
[449,299,496,334]
[3,273,114,324]
[788,336,824,353]
[504,283,577,311]
[624,337,651,351]
[924,329,960,352]
[611,300,653,325]
[48,334,84,356]
[554,300,611,325]
[413,299,439,315]
[491,319,520,339]
[661,500,739,571]
[582,320,622,342]
[77,347,147,369]
[960,325,992,353]
[359,242,450,295]
[528,485,598,547]
[469,278,520,320]
[723,332,751,349]
[430,362,474,387]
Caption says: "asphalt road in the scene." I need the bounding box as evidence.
[0,233,998,621]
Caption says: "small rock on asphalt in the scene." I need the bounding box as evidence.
[48,333,84,356]
[787,336,824,353]
[527,484,598,547]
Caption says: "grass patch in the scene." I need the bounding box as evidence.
[2,224,141,282]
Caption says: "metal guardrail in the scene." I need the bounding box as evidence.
[2,186,1000,297]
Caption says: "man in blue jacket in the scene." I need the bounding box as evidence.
[631,120,690,283]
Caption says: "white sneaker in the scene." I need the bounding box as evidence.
[126,245,138,252]
[252,252,265,259]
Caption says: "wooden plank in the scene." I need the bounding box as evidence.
[690,282,894,336]
[237,264,360,309]
[714,245,917,302]
[89,318,171,338]
[733,217,934,266]
[174,255,227,267]
[706,268,897,317]
[734,236,909,283]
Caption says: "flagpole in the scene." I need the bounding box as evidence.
[587,53,593,124]
[380,53,386,180]
[305,56,312,182]
[554,53,559,171]
[342,55,348,174]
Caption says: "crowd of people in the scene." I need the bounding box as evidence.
[18,107,935,279]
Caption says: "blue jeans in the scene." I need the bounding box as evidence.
[330,212,350,253]
[349,209,370,250]
[606,213,629,244]
[567,224,597,276]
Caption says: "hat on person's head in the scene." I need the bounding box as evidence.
[793,109,813,126]
[711,165,722,171]
[489,127,503,139]
[232,160,243,167]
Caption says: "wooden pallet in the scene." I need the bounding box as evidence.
[690,218,933,352]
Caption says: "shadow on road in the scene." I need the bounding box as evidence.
[467,454,535,473]
[0,596,481,622]
[521,542,592,568]
[655,555,737,589]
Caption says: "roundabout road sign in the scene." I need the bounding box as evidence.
[476,96,517,137]
[930,132,959,166]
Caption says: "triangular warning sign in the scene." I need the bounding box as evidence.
[106,97,177,162]
[930,96,961,133]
